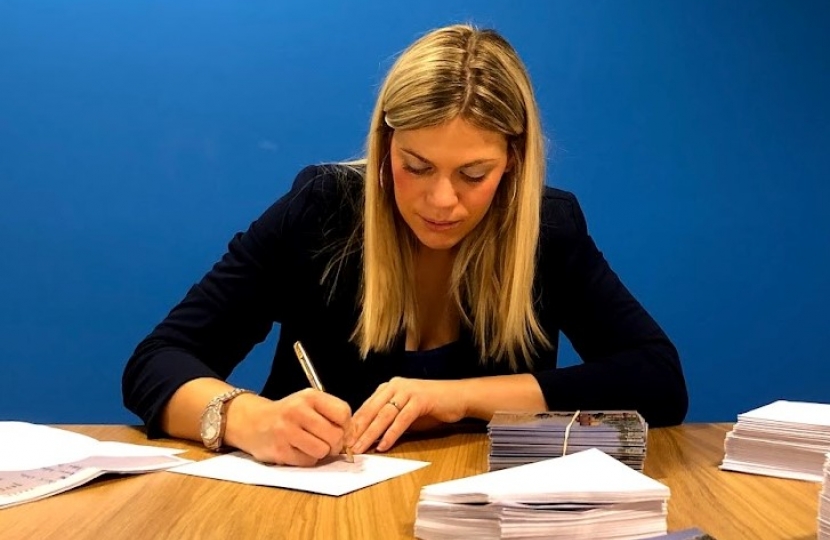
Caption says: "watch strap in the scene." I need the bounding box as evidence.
[201,387,254,451]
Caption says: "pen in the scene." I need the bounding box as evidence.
[293,341,354,463]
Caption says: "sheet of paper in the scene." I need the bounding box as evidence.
[739,400,830,426]
[169,451,430,496]
[421,448,670,504]
[0,422,187,471]
[90,441,186,459]
[0,452,191,510]
[0,421,192,509]
[0,422,101,470]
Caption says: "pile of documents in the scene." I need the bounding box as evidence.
[819,453,830,540]
[720,400,830,481]
[0,422,189,509]
[415,448,670,540]
[487,410,648,472]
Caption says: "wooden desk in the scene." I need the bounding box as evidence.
[0,424,821,539]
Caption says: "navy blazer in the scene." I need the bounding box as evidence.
[122,164,688,436]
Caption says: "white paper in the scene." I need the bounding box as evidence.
[0,422,186,471]
[0,423,191,509]
[0,453,192,510]
[721,401,830,482]
[421,448,670,504]
[90,441,186,458]
[0,422,102,470]
[415,449,670,540]
[739,400,830,427]
[169,451,430,496]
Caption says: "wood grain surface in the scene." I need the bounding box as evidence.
[0,424,821,539]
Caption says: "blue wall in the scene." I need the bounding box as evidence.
[1,1,828,424]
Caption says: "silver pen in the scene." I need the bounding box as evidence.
[292,341,354,463]
[293,341,324,391]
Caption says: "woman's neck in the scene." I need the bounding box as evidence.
[406,246,460,351]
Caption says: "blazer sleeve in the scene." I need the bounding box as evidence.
[121,165,327,437]
[532,192,689,427]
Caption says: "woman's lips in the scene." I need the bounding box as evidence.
[420,216,461,232]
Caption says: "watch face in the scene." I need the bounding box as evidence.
[201,406,221,442]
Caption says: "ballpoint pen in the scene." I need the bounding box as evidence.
[293,341,354,463]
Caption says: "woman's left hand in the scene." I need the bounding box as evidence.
[349,377,467,454]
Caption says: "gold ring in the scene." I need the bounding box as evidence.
[388,400,402,412]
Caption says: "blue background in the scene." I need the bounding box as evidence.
[1,1,828,425]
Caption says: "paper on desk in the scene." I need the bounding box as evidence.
[1,422,101,470]
[0,422,191,510]
[420,448,669,504]
[738,400,830,427]
[721,400,830,482]
[0,422,185,471]
[169,451,430,496]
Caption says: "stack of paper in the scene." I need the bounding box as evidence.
[0,422,190,509]
[415,448,670,540]
[720,400,830,481]
[819,453,830,540]
[487,411,648,472]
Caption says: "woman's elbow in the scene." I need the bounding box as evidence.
[645,346,689,427]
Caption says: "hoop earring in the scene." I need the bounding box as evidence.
[379,153,390,190]
[500,175,517,208]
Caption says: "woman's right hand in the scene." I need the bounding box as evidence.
[224,388,353,467]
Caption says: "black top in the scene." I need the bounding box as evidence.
[122,164,688,436]
[400,342,468,380]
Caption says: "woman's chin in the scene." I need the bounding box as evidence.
[413,231,462,252]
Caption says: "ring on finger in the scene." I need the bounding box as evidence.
[387,399,403,412]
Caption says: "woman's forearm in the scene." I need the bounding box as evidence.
[161,378,274,452]
[160,378,236,440]
[161,377,268,442]
[459,373,548,421]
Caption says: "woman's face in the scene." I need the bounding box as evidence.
[389,117,509,253]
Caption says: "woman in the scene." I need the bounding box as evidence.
[122,24,688,467]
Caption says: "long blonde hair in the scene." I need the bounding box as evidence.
[342,23,551,370]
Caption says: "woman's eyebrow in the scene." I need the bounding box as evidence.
[400,148,498,168]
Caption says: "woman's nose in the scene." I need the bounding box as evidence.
[427,175,458,208]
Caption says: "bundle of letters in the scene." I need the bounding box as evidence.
[415,448,670,540]
[721,400,830,481]
[487,410,648,472]
[820,453,830,540]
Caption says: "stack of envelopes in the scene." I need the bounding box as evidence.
[415,448,669,540]
[486,411,648,472]
[720,400,830,482]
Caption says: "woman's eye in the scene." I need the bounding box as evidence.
[461,171,486,182]
[403,164,430,175]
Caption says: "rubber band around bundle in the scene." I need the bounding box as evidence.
[562,410,581,456]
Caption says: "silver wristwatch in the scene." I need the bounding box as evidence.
[199,387,254,451]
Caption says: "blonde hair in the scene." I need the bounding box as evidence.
[339,23,551,370]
